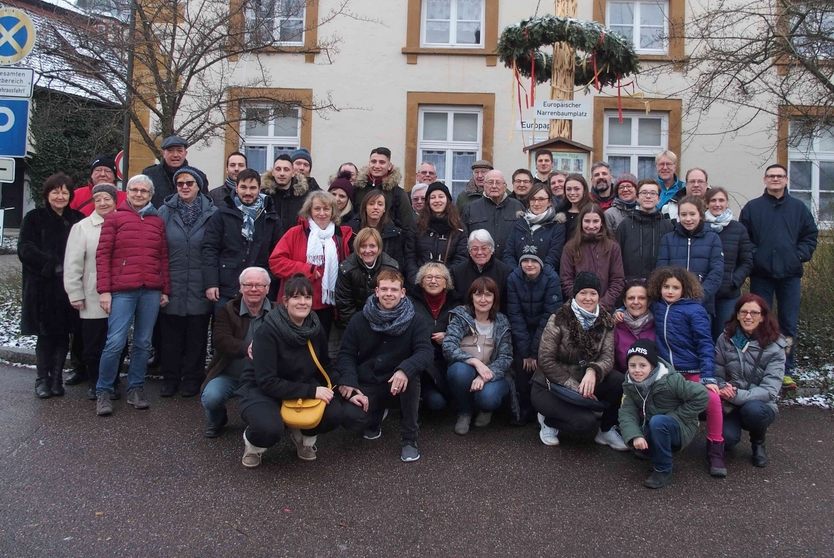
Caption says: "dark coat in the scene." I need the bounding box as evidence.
[144,161,208,208]
[505,266,562,359]
[18,206,84,336]
[460,194,525,260]
[335,252,399,328]
[657,222,724,313]
[203,296,257,388]
[615,209,674,281]
[337,305,433,386]
[261,172,319,238]
[158,193,216,316]
[407,219,468,284]
[95,202,170,295]
[739,190,818,279]
[711,220,754,298]
[449,256,511,307]
[347,216,411,279]
[353,166,415,232]
[410,286,456,386]
[502,212,566,273]
[201,195,282,301]
[652,298,715,379]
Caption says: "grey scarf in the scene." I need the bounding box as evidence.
[362,295,415,336]
[632,366,661,399]
[235,193,265,241]
[571,298,599,331]
[622,310,654,336]
[269,304,322,347]
[705,208,733,233]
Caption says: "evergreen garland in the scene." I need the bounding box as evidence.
[497,15,640,89]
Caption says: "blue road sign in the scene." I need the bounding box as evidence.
[0,98,29,157]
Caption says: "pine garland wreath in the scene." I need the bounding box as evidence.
[497,15,640,89]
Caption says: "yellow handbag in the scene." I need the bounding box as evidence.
[280,340,332,429]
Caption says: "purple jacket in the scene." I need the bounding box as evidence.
[613,318,656,373]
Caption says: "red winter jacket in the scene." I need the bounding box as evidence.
[96,201,170,294]
[269,221,352,310]
[71,183,128,217]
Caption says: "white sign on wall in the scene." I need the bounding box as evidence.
[534,99,591,120]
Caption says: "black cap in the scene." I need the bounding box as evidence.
[425,181,451,203]
[627,339,659,369]
[90,155,117,176]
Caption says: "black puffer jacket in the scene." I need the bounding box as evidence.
[347,216,412,279]
[335,252,400,327]
[711,220,754,298]
[261,173,319,238]
[502,211,566,272]
[144,161,208,208]
[615,209,674,281]
[407,219,468,284]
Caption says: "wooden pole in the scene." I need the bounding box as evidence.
[549,0,577,139]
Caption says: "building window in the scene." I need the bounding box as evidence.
[240,105,301,172]
[593,0,684,61]
[788,120,834,225]
[421,0,484,47]
[418,106,482,198]
[245,0,305,45]
[604,111,669,179]
[788,3,834,59]
[607,1,667,54]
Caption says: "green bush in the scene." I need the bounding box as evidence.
[797,233,834,393]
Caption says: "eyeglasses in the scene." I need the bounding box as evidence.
[423,275,446,282]
[638,191,659,197]
[484,180,504,186]
[687,179,707,185]
[418,170,436,175]
[241,283,269,290]
[127,188,151,194]
[657,162,675,168]
[176,180,196,187]
[513,179,532,184]
[765,174,786,179]
[738,310,761,317]
[469,246,492,253]
[530,196,551,203]
[618,183,636,189]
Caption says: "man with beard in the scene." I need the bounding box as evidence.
[262,153,319,238]
[590,161,616,210]
[210,151,247,207]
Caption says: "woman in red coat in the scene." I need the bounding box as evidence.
[269,191,352,335]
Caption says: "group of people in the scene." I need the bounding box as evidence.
[18,138,818,488]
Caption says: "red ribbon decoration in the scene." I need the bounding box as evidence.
[530,51,536,107]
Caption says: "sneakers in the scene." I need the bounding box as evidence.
[241,431,267,468]
[401,443,420,462]
[643,470,673,489]
[96,392,113,416]
[289,429,317,461]
[474,411,493,428]
[363,425,382,440]
[537,413,560,446]
[454,414,472,435]
[126,388,150,410]
[595,428,629,451]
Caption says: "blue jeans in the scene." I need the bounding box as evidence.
[646,414,682,474]
[712,295,739,341]
[96,289,161,394]
[750,275,801,372]
[446,361,509,415]
[201,375,241,426]
[723,400,777,447]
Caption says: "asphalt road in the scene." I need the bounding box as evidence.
[1,362,832,557]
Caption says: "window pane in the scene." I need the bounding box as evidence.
[456,21,480,44]
[640,26,665,50]
[280,0,305,16]
[452,151,476,181]
[640,2,665,25]
[423,112,449,141]
[273,113,299,137]
[245,108,270,136]
[427,0,451,19]
[792,190,813,214]
[608,117,632,145]
[788,120,813,152]
[819,126,834,152]
[789,161,812,191]
[457,0,482,21]
[244,145,267,173]
[819,193,834,221]
[638,157,656,180]
[425,21,450,43]
[453,113,478,141]
[637,118,662,146]
[608,156,630,177]
[820,161,834,192]
[273,145,296,157]
[279,19,303,43]
[608,2,634,25]
[610,25,633,42]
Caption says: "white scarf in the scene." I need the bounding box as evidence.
[306,218,338,305]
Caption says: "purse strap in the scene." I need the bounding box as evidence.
[307,339,332,389]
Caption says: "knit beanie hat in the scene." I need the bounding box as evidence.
[627,339,659,369]
[291,148,312,166]
[425,181,452,203]
[173,166,205,191]
[329,174,355,202]
[518,245,543,267]
[615,173,638,193]
[91,183,118,202]
[573,271,601,297]
[90,155,117,177]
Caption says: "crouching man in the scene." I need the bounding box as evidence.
[337,268,433,462]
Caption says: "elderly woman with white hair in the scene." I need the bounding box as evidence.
[410,182,429,216]
[94,174,171,416]
[449,229,511,305]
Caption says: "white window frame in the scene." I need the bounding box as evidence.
[417,105,483,198]
[240,104,301,172]
[603,110,669,177]
[788,119,834,228]
[421,0,485,48]
[245,0,306,46]
[606,0,669,55]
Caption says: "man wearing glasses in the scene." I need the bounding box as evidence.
[461,169,525,260]
[655,150,686,214]
[509,168,535,207]
[740,164,818,386]
[604,173,639,232]
[616,179,674,283]
[416,162,437,184]
[200,267,273,438]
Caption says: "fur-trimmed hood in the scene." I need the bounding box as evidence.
[260,171,310,198]
[355,165,403,192]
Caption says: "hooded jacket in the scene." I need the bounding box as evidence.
[559,236,625,311]
[604,197,636,232]
[335,252,400,327]
[442,305,513,379]
[261,172,319,238]
[353,165,415,232]
[657,222,724,314]
[652,298,715,379]
[615,209,674,281]
[502,210,567,272]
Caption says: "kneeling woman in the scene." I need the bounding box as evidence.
[532,272,627,449]
[715,294,786,467]
[239,274,367,467]
[443,276,512,435]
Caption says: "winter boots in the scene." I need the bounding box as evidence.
[707,440,728,477]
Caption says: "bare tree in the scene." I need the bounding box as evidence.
[33,0,361,160]
[654,0,834,141]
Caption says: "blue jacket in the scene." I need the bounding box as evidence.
[442,306,513,379]
[710,220,753,298]
[657,222,724,314]
[652,298,715,382]
[506,266,562,359]
[158,193,216,316]
[739,190,818,279]
[502,212,566,272]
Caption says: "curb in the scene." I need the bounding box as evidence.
[0,345,38,366]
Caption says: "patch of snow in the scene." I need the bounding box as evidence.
[0,299,34,349]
